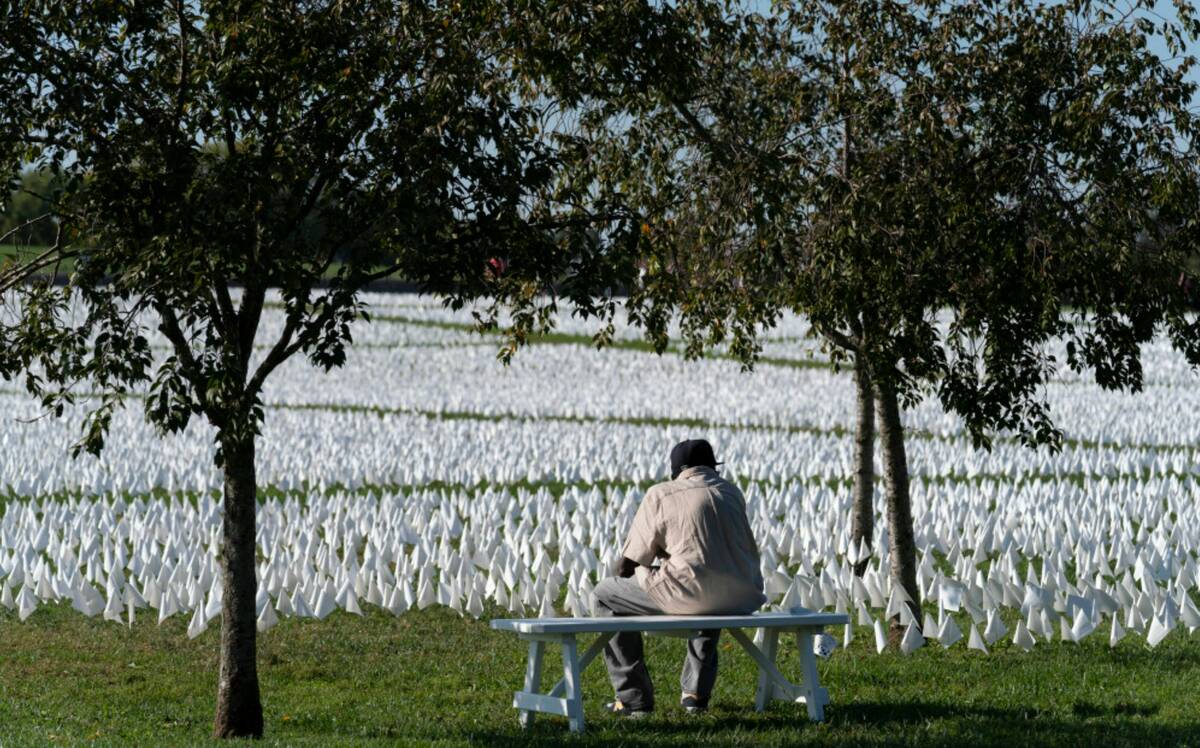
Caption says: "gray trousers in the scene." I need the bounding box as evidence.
[593,576,719,711]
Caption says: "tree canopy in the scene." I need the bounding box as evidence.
[547,0,1200,438]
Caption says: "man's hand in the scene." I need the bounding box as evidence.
[613,556,639,578]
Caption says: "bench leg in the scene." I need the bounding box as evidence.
[561,635,584,733]
[516,633,607,732]
[754,628,780,711]
[796,630,829,722]
[519,640,545,729]
[549,632,613,698]
[728,628,800,704]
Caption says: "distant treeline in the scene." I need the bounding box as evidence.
[5,166,1200,305]
[1,169,59,248]
[3,166,334,258]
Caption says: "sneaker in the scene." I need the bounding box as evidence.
[605,700,651,718]
[680,695,708,714]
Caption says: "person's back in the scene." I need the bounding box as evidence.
[627,466,766,615]
[594,438,766,718]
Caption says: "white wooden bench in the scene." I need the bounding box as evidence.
[491,609,848,733]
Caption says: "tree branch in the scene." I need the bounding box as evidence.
[244,302,303,400]
[0,213,55,246]
[666,93,728,162]
[237,282,266,366]
[155,304,221,425]
[815,322,861,352]
[174,0,191,128]
[0,243,80,294]
[212,280,238,341]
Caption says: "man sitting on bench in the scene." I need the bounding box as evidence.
[594,438,766,718]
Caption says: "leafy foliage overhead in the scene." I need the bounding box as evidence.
[531,0,1200,448]
[0,0,637,454]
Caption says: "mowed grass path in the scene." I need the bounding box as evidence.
[1,605,1198,747]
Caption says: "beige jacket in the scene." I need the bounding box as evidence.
[622,465,766,615]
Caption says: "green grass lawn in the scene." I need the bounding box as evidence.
[1,604,1198,747]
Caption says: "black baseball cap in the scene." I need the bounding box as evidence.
[670,439,722,479]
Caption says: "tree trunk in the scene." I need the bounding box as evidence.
[212,435,264,739]
[874,379,920,633]
[850,353,875,577]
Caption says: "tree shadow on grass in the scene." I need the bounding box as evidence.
[458,700,1200,748]
[829,699,1158,725]
[1069,701,1160,719]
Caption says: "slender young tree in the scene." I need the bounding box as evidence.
[0,1,632,737]
[528,0,1200,629]
[849,348,875,577]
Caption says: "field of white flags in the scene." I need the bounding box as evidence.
[1,291,1199,657]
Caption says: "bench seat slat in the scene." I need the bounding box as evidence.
[491,611,848,634]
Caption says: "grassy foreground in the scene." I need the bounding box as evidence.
[1,604,1198,747]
